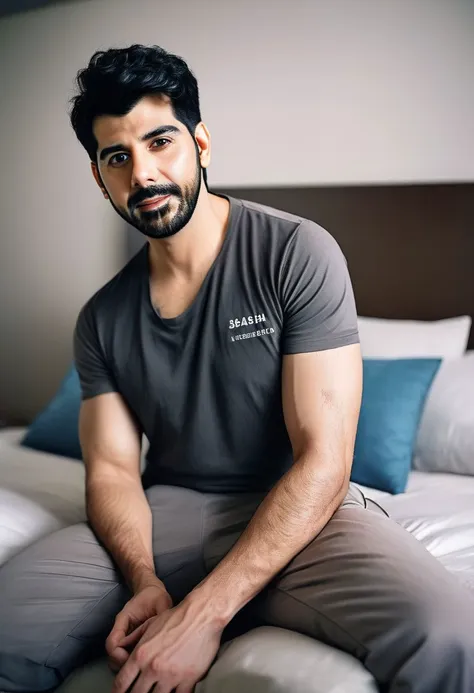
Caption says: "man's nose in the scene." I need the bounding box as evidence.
[130,150,159,188]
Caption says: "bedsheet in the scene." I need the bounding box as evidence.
[0,428,86,565]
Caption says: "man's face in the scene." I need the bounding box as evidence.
[92,94,203,240]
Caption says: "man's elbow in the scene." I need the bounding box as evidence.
[297,445,349,500]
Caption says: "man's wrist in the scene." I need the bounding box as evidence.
[185,579,239,629]
[130,568,163,594]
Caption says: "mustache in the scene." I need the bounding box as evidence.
[129,185,181,210]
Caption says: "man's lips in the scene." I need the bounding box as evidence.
[136,194,171,210]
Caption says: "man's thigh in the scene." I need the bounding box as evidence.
[148,484,209,603]
[254,485,474,687]
[0,521,126,691]
[201,482,372,576]
[0,485,208,691]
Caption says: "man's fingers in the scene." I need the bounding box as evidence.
[106,611,130,652]
[114,610,130,634]
[112,658,140,693]
[106,631,126,655]
[125,670,169,693]
[107,658,120,674]
[176,683,195,693]
[107,646,130,672]
[119,621,147,648]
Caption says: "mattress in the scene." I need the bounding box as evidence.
[1,428,474,592]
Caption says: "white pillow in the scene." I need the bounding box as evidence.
[198,626,378,693]
[414,352,474,475]
[358,316,472,359]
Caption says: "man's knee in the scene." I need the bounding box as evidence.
[374,591,474,690]
[0,523,123,692]
[421,608,474,675]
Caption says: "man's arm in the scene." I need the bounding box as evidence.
[80,392,161,594]
[186,343,362,625]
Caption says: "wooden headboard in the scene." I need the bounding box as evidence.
[214,183,474,349]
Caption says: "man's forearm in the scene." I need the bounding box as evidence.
[86,473,160,594]
[188,452,348,625]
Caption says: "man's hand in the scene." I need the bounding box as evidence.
[106,581,173,673]
[111,596,224,693]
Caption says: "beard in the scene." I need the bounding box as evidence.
[106,150,202,240]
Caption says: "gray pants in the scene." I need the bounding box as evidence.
[0,482,473,692]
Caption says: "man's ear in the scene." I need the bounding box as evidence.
[194,122,211,169]
[91,161,109,199]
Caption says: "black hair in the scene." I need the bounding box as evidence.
[69,44,207,186]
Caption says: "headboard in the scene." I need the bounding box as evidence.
[126,182,474,348]
[214,183,474,349]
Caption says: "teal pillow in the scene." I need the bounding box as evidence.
[351,358,441,494]
[21,366,82,460]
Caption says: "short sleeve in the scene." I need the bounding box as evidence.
[73,301,118,400]
[280,220,360,354]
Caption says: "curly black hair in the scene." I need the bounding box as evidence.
[69,44,207,184]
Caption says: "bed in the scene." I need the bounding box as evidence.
[2,181,473,692]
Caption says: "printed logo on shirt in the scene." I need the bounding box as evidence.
[228,313,275,342]
[230,327,275,342]
[229,313,267,329]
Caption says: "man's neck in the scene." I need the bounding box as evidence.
[147,192,231,282]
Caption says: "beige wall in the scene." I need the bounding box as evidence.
[1,0,473,421]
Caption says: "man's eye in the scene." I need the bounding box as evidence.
[108,139,170,167]
[109,153,128,167]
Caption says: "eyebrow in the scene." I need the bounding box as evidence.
[98,125,181,162]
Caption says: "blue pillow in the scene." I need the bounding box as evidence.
[21,366,82,460]
[351,358,441,494]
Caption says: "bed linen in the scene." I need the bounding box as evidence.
[357,471,474,591]
[0,427,86,565]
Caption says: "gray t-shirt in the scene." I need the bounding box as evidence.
[74,195,359,493]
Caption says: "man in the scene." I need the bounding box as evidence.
[0,44,473,693]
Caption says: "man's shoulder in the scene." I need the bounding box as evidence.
[235,196,305,229]
[231,195,334,250]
